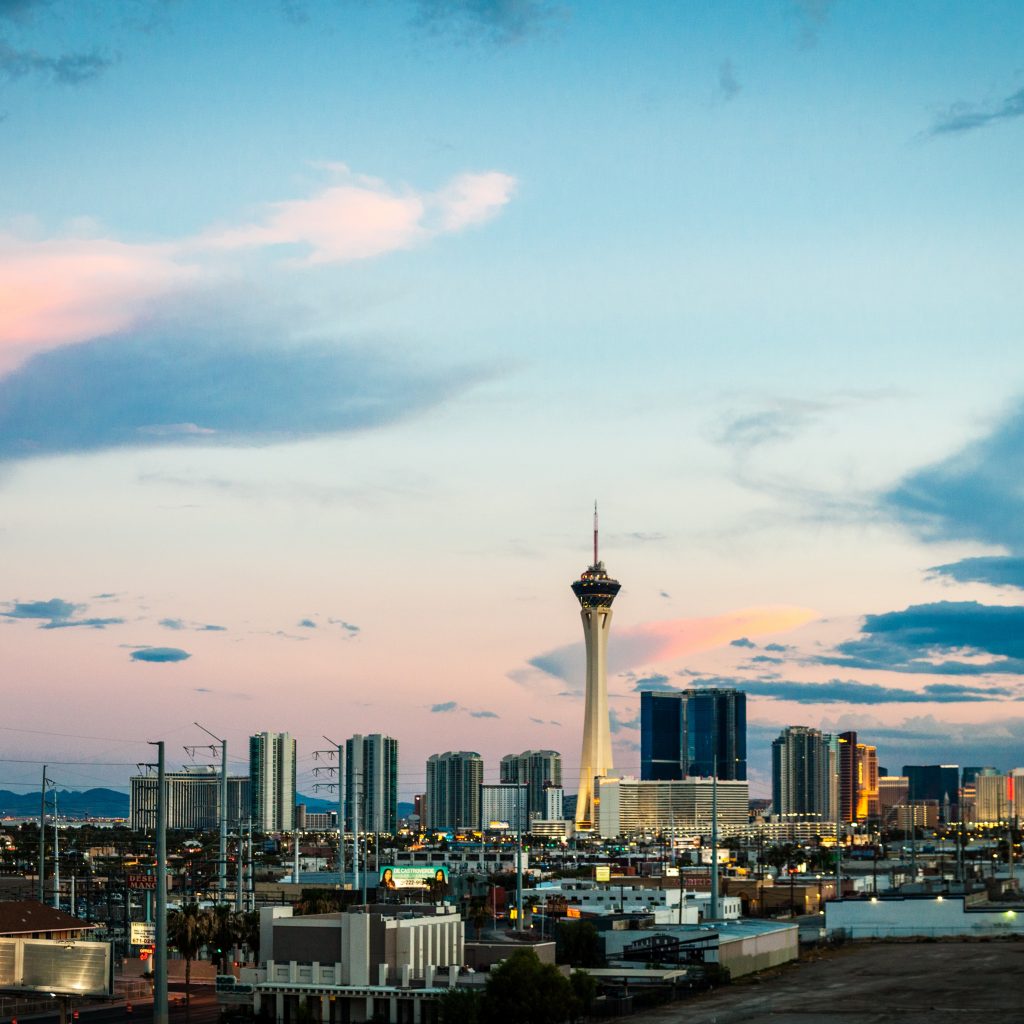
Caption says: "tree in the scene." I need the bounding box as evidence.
[484,948,577,1024]
[569,971,597,1019]
[557,920,603,968]
[466,896,489,939]
[438,988,484,1024]
[208,904,240,973]
[167,902,211,1020]
[239,909,261,963]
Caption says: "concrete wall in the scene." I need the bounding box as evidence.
[717,927,798,978]
[826,896,1024,938]
[463,941,556,970]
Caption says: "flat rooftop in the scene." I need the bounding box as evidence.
[627,940,1024,1024]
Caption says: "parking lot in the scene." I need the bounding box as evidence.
[628,940,1024,1024]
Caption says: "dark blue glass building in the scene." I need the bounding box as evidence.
[640,688,746,781]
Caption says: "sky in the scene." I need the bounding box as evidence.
[2,0,1024,803]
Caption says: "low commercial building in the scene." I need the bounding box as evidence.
[602,919,798,979]
[239,904,465,1023]
[524,880,741,923]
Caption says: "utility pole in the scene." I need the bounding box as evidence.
[709,759,719,921]
[149,741,168,1024]
[39,766,52,903]
[515,785,524,931]
[52,790,60,908]
[314,738,347,894]
[193,723,229,904]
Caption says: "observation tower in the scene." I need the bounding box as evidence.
[573,505,621,830]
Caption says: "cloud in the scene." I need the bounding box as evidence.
[431,701,458,713]
[411,0,559,45]
[930,87,1024,136]
[469,709,499,719]
[2,596,121,629]
[329,618,361,635]
[818,601,1024,676]
[2,598,77,621]
[527,605,817,681]
[161,616,227,632]
[0,326,481,462]
[790,0,834,48]
[730,637,756,648]
[0,0,49,21]
[882,398,1024,550]
[717,59,740,101]
[714,400,825,451]
[201,166,516,265]
[927,556,1024,591]
[1,165,516,354]
[0,41,113,84]
[815,713,1024,770]
[633,673,674,691]
[41,616,122,630]
[764,643,791,652]
[609,709,640,733]
[669,674,1015,705]
[130,646,191,663]
[298,618,318,629]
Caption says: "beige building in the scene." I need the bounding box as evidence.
[596,776,749,838]
[244,904,464,1023]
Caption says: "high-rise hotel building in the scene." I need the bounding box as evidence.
[249,731,296,832]
[640,688,747,781]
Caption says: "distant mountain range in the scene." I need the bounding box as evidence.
[0,788,128,818]
[0,790,418,822]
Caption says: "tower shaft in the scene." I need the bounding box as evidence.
[576,603,614,829]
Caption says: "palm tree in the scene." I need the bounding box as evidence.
[208,904,240,973]
[167,902,211,1020]
[239,909,261,964]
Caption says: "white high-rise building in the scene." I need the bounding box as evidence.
[499,750,562,820]
[345,734,399,834]
[130,767,250,831]
[480,783,529,832]
[249,732,296,832]
[425,751,483,832]
[572,507,620,830]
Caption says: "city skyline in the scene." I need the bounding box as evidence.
[3,2,1024,799]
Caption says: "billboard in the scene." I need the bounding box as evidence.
[0,938,112,996]
[378,865,449,890]
[129,922,156,946]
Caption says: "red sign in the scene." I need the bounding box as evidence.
[680,874,712,891]
[128,874,157,890]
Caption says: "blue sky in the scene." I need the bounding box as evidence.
[2,0,1024,800]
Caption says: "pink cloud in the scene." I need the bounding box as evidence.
[201,166,517,264]
[0,234,196,360]
[528,605,819,681]
[1,166,518,358]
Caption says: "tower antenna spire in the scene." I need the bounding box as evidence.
[593,501,599,566]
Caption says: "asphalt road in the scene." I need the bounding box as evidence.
[8,990,220,1024]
